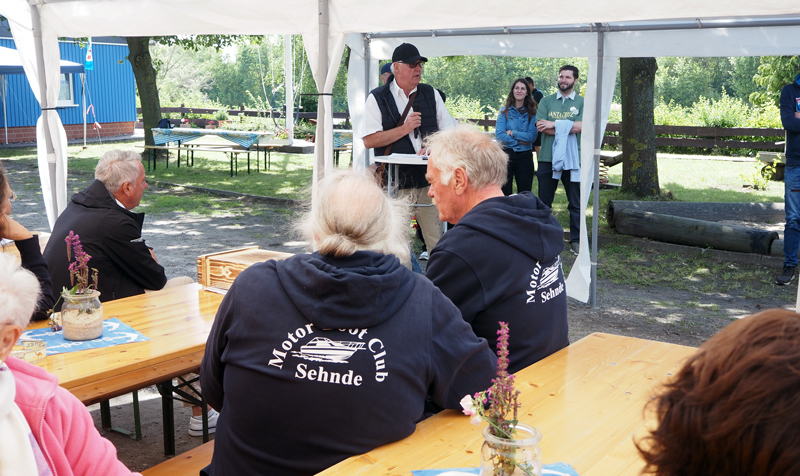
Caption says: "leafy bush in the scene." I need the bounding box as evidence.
[687,90,751,128]
[447,95,489,122]
[740,159,778,190]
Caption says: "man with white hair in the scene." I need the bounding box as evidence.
[424,125,569,374]
[44,149,168,306]
[362,42,456,253]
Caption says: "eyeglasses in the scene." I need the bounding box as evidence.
[7,190,16,202]
[400,60,425,69]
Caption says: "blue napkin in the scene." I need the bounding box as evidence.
[21,318,150,355]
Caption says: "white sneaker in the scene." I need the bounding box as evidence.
[419,251,428,260]
[188,408,219,437]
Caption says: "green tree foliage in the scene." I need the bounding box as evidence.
[751,55,800,106]
[654,56,761,107]
[422,56,589,115]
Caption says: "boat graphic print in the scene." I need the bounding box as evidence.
[291,337,366,363]
[539,257,562,289]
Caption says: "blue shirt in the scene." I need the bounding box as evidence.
[496,106,537,152]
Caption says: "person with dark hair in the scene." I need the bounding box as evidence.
[496,78,538,195]
[775,71,800,285]
[535,65,583,255]
[525,77,544,157]
[0,164,54,320]
[638,308,800,476]
[200,169,496,476]
[379,62,393,85]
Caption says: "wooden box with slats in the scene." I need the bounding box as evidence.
[197,246,293,290]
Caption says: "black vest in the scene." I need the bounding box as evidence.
[371,81,438,189]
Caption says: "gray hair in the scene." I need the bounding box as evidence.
[296,169,411,266]
[424,125,508,189]
[0,253,41,328]
[95,149,143,194]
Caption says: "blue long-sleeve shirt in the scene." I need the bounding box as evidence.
[781,74,800,165]
[496,106,537,152]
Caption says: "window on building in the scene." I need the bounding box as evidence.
[57,73,76,107]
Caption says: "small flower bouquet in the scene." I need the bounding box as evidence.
[461,322,542,476]
[461,322,521,438]
[65,230,99,296]
[49,231,103,340]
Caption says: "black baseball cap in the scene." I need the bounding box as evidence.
[380,63,393,75]
[392,43,427,64]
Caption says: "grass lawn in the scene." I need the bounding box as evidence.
[1,141,789,300]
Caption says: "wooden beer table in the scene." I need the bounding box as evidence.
[318,333,696,476]
[28,283,225,455]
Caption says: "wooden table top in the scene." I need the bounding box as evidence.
[29,283,224,405]
[318,333,696,476]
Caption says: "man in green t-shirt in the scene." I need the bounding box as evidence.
[535,65,584,255]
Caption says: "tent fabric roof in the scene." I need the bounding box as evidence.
[18,1,800,38]
[0,45,84,75]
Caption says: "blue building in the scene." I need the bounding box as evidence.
[0,32,135,145]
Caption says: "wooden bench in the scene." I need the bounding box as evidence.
[137,145,255,177]
[141,440,214,476]
[334,143,352,167]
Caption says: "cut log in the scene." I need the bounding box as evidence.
[613,209,778,255]
[607,201,784,227]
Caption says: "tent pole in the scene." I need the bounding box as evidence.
[30,4,58,223]
[590,23,606,309]
[82,72,86,148]
[2,76,7,145]
[362,34,370,169]
[284,34,294,146]
[315,0,329,191]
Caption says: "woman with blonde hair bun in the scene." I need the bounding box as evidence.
[200,169,496,476]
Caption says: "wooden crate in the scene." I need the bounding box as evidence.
[197,246,293,290]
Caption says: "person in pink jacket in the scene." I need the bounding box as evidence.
[0,253,139,476]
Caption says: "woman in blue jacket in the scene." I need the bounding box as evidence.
[496,78,538,196]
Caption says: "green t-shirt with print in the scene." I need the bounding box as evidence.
[535,93,584,163]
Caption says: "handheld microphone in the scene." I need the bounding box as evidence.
[413,99,420,138]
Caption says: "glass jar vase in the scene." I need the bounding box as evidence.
[61,291,104,341]
[481,422,542,476]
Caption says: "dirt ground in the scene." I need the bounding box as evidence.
[3,158,794,472]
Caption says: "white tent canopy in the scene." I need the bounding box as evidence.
[2,0,799,304]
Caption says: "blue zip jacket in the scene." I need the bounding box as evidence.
[781,73,800,166]
[496,106,537,152]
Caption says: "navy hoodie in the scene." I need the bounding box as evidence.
[781,74,800,165]
[426,191,569,374]
[200,251,496,476]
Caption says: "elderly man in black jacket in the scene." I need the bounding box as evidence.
[44,149,171,308]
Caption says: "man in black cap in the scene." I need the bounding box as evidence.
[362,43,456,252]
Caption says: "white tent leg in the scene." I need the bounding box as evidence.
[284,34,294,147]
[2,76,7,145]
[313,0,329,197]
[30,4,58,220]
[590,25,606,309]
[82,72,86,148]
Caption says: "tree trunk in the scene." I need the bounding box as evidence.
[126,37,161,149]
[620,57,659,197]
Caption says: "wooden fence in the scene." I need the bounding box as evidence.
[139,106,786,152]
[466,115,785,152]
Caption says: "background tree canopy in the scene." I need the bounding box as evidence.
[146,35,799,119]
